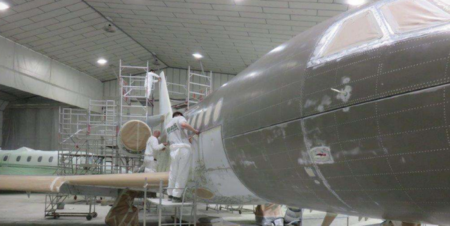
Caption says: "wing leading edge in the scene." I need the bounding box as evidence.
[0,172,169,193]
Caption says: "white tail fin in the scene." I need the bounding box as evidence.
[159,71,173,127]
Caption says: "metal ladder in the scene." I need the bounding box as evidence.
[186,66,213,109]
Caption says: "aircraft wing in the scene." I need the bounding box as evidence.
[0,172,169,195]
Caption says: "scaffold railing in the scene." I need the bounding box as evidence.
[119,60,150,126]
[57,99,141,176]
[187,66,213,109]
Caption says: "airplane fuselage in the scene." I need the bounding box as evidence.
[184,0,450,224]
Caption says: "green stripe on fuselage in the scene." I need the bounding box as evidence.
[0,164,56,175]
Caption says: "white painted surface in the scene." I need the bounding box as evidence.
[192,126,263,204]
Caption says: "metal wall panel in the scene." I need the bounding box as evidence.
[0,35,103,110]
[0,100,8,148]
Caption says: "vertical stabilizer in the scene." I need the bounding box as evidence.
[159,71,173,127]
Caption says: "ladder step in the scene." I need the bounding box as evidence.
[190,73,210,78]
[121,115,148,118]
[190,82,210,88]
[190,91,205,96]
[169,91,185,95]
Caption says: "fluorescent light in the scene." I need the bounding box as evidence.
[347,0,366,6]
[0,2,9,10]
[192,53,203,59]
[97,58,107,65]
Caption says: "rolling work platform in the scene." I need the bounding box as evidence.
[53,99,140,221]
[44,194,98,221]
[143,180,198,226]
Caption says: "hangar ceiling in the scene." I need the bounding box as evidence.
[0,0,366,81]
[0,0,163,81]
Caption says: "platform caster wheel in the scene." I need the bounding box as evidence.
[219,207,222,210]
[52,213,60,219]
[206,207,209,211]
[239,210,242,214]
[86,215,93,221]
[92,212,98,218]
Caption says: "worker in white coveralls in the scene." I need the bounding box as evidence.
[165,111,200,202]
[146,69,161,98]
[143,130,166,173]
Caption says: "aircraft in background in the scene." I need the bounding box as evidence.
[0,147,58,175]
[0,147,119,175]
[2,0,450,225]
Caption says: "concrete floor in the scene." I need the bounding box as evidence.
[0,194,384,226]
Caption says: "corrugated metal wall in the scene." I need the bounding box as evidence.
[164,67,236,99]
[0,100,8,148]
[2,107,59,150]
[103,67,236,114]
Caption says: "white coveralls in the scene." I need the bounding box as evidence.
[146,72,160,98]
[165,116,191,198]
[143,136,165,173]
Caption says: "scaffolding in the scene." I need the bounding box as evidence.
[57,108,89,175]
[53,99,143,220]
[144,177,198,226]
[119,60,150,126]
[186,66,213,109]
[57,99,142,175]
[44,195,98,221]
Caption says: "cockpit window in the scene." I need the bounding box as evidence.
[381,0,450,34]
[2,155,8,162]
[308,0,450,68]
[16,156,21,162]
[322,11,383,57]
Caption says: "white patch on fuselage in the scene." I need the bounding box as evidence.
[304,167,316,177]
[240,160,257,168]
[342,77,350,84]
[316,95,332,112]
[304,99,317,108]
[336,85,352,103]
[300,120,352,209]
[309,146,334,164]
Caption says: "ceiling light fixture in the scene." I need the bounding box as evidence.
[97,58,107,65]
[192,53,203,59]
[0,2,10,10]
[347,0,366,6]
